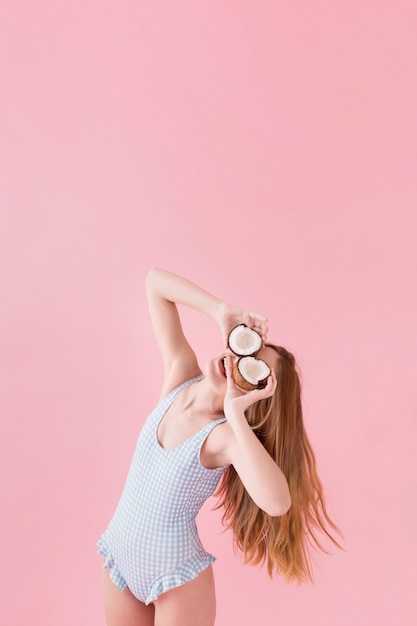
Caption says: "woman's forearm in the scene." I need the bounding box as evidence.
[147,267,269,352]
[226,409,291,517]
[146,267,223,322]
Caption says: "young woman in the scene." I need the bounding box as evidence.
[98,267,341,626]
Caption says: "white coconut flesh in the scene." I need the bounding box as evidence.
[228,324,262,356]
[238,357,271,385]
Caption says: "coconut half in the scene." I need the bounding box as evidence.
[232,356,271,391]
[228,324,262,356]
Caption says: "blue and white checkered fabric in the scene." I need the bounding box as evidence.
[97,375,229,605]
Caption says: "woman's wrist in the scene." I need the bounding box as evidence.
[212,299,229,325]
[224,405,248,428]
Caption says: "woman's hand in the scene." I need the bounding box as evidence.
[223,354,277,417]
[216,302,269,349]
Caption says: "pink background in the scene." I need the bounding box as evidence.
[1,2,416,625]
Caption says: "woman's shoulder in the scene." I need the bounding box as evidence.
[158,369,203,402]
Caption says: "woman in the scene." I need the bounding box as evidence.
[98,267,340,626]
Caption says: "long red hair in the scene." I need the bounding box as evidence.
[215,344,342,583]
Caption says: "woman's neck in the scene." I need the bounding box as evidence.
[181,378,224,418]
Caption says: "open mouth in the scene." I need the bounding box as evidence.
[219,357,227,379]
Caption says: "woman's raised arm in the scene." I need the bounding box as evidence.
[146,268,221,395]
[146,267,269,396]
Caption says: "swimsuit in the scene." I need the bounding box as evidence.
[97,375,229,605]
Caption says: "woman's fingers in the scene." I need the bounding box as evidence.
[265,370,277,394]
[225,355,238,391]
[219,304,269,347]
[245,311,269,342]
[249,370,277,401]
[248,312,268,323]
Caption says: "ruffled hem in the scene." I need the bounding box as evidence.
[97,534,128,593]
[145,551,216,605]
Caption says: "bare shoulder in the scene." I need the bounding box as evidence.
[158,361,203,400]
[200,420,235,469]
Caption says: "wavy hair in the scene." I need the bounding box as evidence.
[215,344,342,583]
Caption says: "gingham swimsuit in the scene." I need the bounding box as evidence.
[97,375,229,605]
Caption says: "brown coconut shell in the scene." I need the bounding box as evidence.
[232,358,271,391]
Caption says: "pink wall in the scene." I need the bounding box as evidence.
[1,2,416,624]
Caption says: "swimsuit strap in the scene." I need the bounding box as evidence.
[161,374,204,408]
[197,415,227,440]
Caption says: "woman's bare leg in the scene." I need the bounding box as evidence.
[102,564,155,626]
[154,566,216,626]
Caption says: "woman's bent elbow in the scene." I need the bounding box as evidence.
[267,496,291,517]
[146,267,158,284]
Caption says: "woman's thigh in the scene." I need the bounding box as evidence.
[102,564,155,626]
[153,566,216,626]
